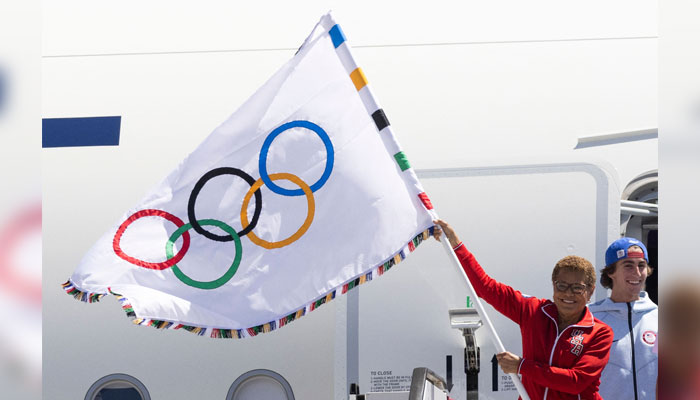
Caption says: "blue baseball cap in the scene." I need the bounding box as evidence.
[605,237,649,266]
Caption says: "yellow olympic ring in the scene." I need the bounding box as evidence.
[240,173,315,249]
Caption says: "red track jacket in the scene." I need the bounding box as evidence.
[454,243,613,400]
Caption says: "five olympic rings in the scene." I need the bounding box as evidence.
[112,120,334,290]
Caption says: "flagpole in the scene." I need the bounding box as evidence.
[320,12,530,400]
[437,231,531,400]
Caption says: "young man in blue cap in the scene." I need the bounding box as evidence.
[589,237,658,400]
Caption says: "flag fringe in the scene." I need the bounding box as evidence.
[60,226,434,339]
[61,281,106,303]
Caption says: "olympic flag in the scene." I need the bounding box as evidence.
[63,13,436,338]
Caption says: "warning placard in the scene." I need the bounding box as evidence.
[500,375,516,391]
[369,370,412,392]
[491,355,518,392]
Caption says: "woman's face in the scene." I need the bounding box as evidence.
[552,269,591,321]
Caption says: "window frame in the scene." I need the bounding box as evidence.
[84,373,151,400]
[226,369,295,400]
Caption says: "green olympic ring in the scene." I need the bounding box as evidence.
[165,219,242,290]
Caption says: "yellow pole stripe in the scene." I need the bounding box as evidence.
[350,68,368,91]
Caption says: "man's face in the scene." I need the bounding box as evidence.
[608,245,648,301]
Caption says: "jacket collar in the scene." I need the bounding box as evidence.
[588,291,658,313]
[541,300,595,329]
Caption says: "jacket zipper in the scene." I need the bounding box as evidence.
[540,305,594,399]
[543,312,570,400]
[627,302,638,400]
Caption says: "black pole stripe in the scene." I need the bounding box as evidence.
[371,109,390,132]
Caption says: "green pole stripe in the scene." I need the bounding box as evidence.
[394,151,411,171]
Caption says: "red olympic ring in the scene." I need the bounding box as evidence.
[113,209,191,270]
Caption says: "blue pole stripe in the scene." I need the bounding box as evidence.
[329,24,346,48]
[42,116,121,148]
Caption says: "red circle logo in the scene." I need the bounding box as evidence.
[642,330,657,346]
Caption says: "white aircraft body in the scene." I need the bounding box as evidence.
[41,2,657,399]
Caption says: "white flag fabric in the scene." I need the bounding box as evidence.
[63,13,436,338]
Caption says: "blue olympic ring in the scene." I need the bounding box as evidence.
[258,120,334,196]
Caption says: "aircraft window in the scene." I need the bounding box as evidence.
[85,373,150,400]
[227,369,295,400]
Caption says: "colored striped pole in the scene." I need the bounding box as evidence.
[322,13,531,400]
[322,15,432,212]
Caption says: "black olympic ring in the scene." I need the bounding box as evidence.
[187,167,262,242]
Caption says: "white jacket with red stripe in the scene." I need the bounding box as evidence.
[589,292,658,400]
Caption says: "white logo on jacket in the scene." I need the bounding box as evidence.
[569,329,584,356]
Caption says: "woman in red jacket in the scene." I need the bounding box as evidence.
[434,220,613,400]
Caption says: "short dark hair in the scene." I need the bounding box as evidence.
[552,255,596,288]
